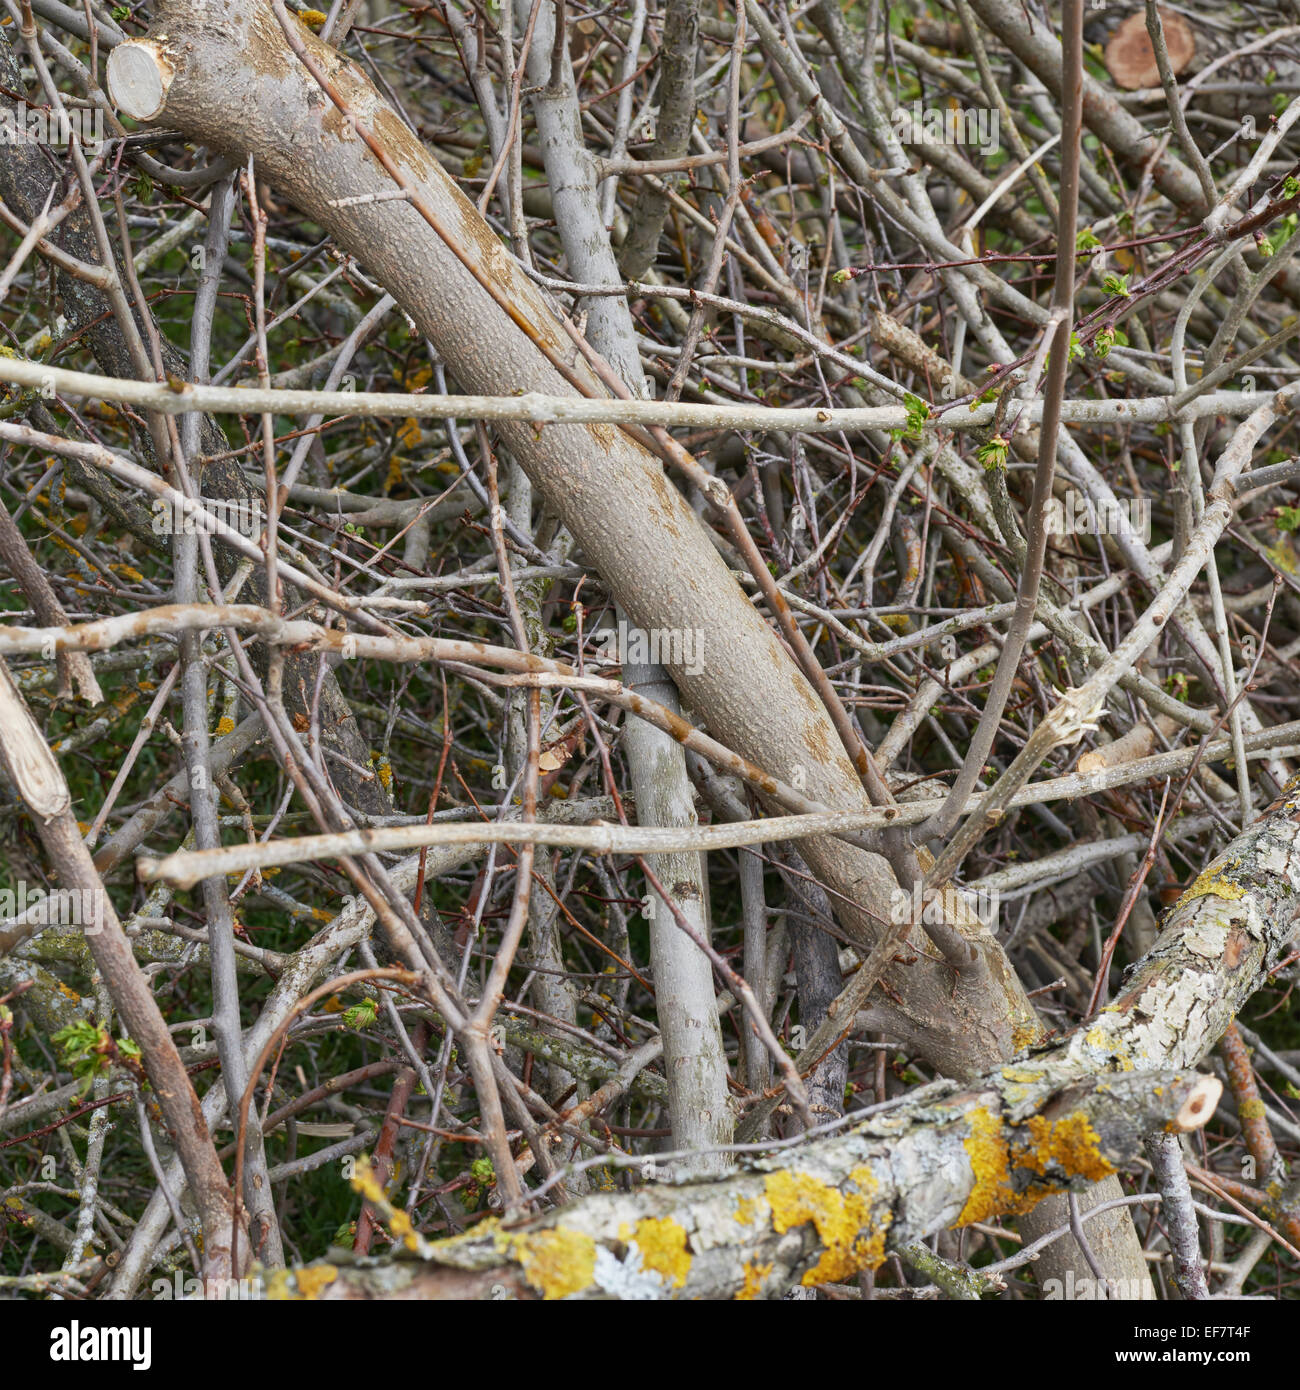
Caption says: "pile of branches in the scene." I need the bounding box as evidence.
[0,0,1299,1301]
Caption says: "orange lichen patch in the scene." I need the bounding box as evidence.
[736,1259,773,1301]
[618,1217,692,1289]
[1022,1113,1114,1184]
[764,1165,889,1285]
[510,1227,597,1300]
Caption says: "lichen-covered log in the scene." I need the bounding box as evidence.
[271,771,1300,1299]
[1067,775,1300,1074]
[272,1066,1217,1301]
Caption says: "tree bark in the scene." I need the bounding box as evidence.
[106,0,1041,1088]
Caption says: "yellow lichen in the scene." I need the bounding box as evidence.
[294,1263,338,1299]
[764,1165,889,1285]
[1023,1113,1113,1183]
[349,1157,386,1207]
[733,1194,760,1226]
[1178,863,1246,907]
[1266,537,1298,576]
[1080,1025,1133,1069]
[3,1196,32,1225]
[736,1259,773,1300]
[386,1207,423,1254]
[958,1105,1115,1227]
[957,1106,1022,1226]
[368,750,396,792]
[617,1217,691,1289]
[510,1227,597,1300]
[267,1263,338,1300]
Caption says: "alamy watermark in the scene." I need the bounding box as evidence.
[150,496,262,539]
[891,102,1001,158]
[889,880,1000,931]
[1045,490,1151,543]
[592,618,706,678]
[1042,1272,1157,1301]
[151,1270,265,1301]
[49,1322,150,1370]
[0,101,104,150]
[0,881,106,934]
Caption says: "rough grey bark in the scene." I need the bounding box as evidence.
[618,0,700,281]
